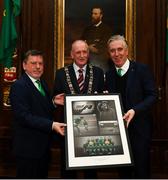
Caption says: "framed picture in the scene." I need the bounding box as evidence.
[54,0,136,69]
[64,94,133,169]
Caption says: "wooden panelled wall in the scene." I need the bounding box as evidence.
[0,0,167,178]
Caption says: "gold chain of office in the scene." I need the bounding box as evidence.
[64,64,93,94]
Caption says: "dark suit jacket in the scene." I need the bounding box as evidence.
[10,73,54,159]
[105,61,157,140]
[81,22,111,54]
[53,64,104,95]
[53,64,104,178]
[81,23,112,72]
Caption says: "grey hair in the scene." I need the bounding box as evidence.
[107,35,128,49]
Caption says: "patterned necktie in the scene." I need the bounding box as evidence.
[77,69,84,92]
[117,68,122,77]
[35,80,45,96]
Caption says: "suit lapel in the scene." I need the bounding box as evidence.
[68,65,81,93]
[126,61,136,94]
[108,65,117,92]
[83,65,90,93]
[41,80,50,98]
[23,74,52,110]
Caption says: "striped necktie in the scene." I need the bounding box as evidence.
[35,80,45,96]
[77,69,84,92]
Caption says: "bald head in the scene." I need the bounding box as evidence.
[71,40,89,68]
[71,40,89,52]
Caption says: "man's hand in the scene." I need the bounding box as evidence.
[53,93,65,105]
[103,90,109,94]
[123,109,135,127]
[52,122,66,136]
[89,44,99,53]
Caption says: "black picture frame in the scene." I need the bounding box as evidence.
[64,94,133,169]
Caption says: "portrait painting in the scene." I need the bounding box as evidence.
[54,0,136,70]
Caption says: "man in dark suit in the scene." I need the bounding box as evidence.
[81,7,112,73]
[105,35,157,178]
[10,50,66,178]
[53,40,104,178]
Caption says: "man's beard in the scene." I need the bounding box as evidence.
[92,18,100,25]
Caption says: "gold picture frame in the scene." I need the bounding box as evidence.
[54,0,136,70]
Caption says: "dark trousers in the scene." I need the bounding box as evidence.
[61,166,97,179]
[15,156,49,178]
[118,131,151,179]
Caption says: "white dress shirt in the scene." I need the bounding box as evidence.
[115,59,130,76]
[73,63,87,80]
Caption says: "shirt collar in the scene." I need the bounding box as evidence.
[26,73,39,84]
[94,21,102,27]
[73,63,87,74]
[116,59,130,75]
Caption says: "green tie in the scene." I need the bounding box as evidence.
[35,80,45,96]
[117,68,122,77]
